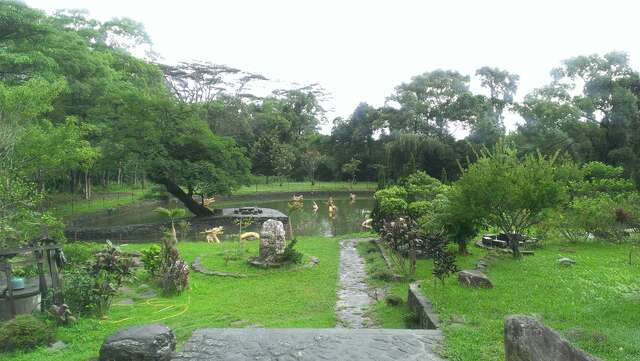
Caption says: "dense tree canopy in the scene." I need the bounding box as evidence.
[2,1,639,235]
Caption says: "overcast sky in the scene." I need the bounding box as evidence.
[26,0,640,133]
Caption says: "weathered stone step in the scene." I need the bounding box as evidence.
[173,328,444,361]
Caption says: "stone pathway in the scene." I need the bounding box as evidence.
[336,238,375,328]
[173,328,443,361]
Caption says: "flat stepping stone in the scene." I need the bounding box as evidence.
[115,298,135,305]
[173,328,444,361]
[138,290,158,299]
[336,238,375,328]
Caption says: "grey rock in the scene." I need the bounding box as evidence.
[139,290,157,299]
[99,324,176,361]
[558,257,576,266]
[115,298,135,305]
[258,219,287,263]
[450,315,465,325]
[458,269,493,288]
[46,341,66,352]
[504,315,601,361]
[172,328,444,361]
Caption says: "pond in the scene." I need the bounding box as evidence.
[66,195,374,241]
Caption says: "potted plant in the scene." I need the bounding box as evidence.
[9,258,37,291]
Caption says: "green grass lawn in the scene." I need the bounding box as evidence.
[4,235,341,361]
[359,240,640,361]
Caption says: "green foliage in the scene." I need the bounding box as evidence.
[0,174,64,248]
[426,237,459,285]
[63,268,117,316]
[0,315,54,353]
[158,243,189,294]
[341,158,361,183]
[451,144,565,257]
[279,238,304,264]
[62,243,100,268]
[557,193,640,243]
[407,200,431,220]
[141,245,161,276]
[401,170,443,201]
[379,218,421,277]
[63,242,134,316]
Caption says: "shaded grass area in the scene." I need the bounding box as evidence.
[233,181,377,195]
[50,181,375,219]
[47,185,147,218]
[358,240,640,361]
[4,236,341,361]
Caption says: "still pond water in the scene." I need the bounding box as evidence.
[73,196,374,239]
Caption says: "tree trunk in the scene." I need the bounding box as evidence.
[507,233,522,259]
[158,178,213,217]
[84,170,91,200]
[457,240,469,255]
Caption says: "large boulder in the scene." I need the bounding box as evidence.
[458,269,493,288]
[99,324,176,361]
[258,219,286,263]
[504,315,601,361]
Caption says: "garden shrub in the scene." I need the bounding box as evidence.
[89,241,135,284]
[63,242,135,316]
[380,217,421,277]
[141,245,162,276]
[158,244,189,294]
[449,144,565,257]
[426,236,458,285]
[400,170,443,201]
[558,192,640,243]
[279,238,304,264]
[0,315,54,353]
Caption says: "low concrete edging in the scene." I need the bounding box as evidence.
[407,282,439,330]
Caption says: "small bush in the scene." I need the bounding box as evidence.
[63,269,118,316]
[0,315,54,353]
[141,245,162,276]
[279,238,304,264]
[63,242,135,316]
[385,295,403,306]
[158,245,189,294]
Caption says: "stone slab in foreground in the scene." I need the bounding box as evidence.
[173,328,444,361]
[505,315,601,361]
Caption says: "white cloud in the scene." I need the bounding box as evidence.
[26,0,640,133]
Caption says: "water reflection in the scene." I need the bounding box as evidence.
[70,196,374,238]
